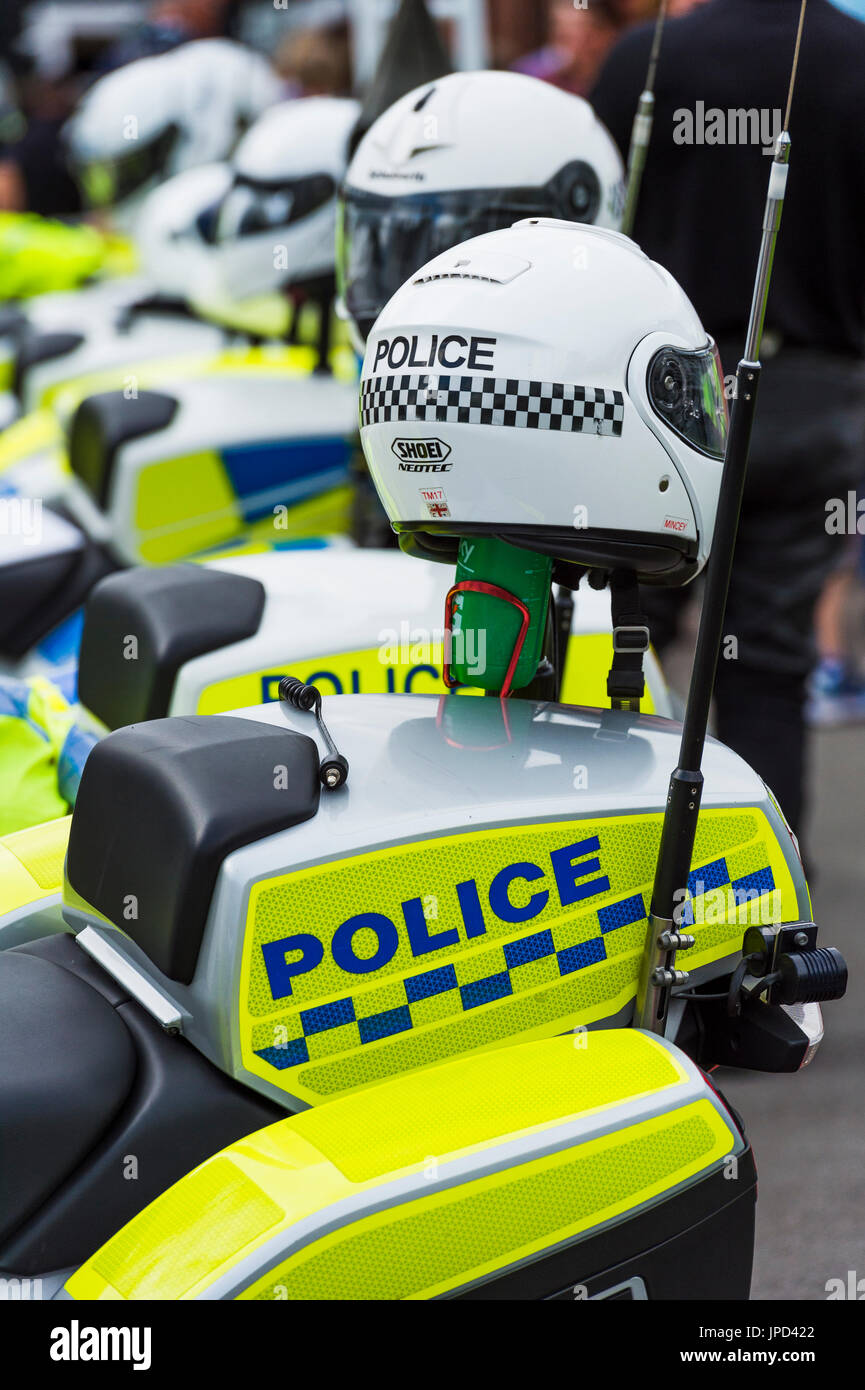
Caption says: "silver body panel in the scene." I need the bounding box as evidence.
[60,695,807,1110]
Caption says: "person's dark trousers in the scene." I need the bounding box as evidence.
[642,342,865,834]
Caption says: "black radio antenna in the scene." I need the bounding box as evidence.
[620,0,670,237]
[637,0,809,1032]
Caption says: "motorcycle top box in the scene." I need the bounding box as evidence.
[61,1032,754,1302]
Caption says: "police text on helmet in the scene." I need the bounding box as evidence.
[372,334,496,373]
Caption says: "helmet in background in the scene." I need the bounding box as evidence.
[133,162,233,298]
[65,40,281,226]
[195,97,360,300]
[339,70,624,345]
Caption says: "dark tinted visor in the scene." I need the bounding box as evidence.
[338,161,602,340]
[197,172,336,245]
[75,123,179,209]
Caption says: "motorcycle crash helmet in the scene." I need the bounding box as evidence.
[65,40,281,227]
[133,162,234,298]
[338,70,624,347]
[194,97,360,299]
[359,220,728,586]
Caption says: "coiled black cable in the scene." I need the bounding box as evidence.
[278,676,349,789]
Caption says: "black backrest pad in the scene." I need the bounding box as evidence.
[13,330,84,400]
[67,389,178,507]
[78,565,266,729]
[66,716,321,983]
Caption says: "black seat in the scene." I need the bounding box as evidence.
[0,950,136,1246]
[0,507,116,658]
[0,934,283,1275]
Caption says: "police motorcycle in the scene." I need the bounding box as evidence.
[0,75,669,820]
[0,97,365,685]
[0,39,282,433]
[0,177,243,427]
[41,72,642,691]
[0,163,240,504]
[0,209,847,1299]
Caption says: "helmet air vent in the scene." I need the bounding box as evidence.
[411,250,530,287]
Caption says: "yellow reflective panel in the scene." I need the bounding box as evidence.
[0,410,64,478]
[242,1100,732,1301]
[195,642,451,714]
[194,631,655,716]
[133,452,239,563]
[285,1027,686,1185]
[239,807,800,1105]
[64,1033,733,1302]
[0,816,70,914]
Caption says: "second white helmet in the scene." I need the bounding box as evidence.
[339,70,625,343]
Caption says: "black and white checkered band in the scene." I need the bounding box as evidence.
[360,373,625,436]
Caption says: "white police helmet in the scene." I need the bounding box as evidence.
[132,162,233,298]
[338,70,624,344]
[65,40,281,225]
[359,220,728,586]
[195,97,360,299]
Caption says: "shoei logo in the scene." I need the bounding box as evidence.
[371,334,496,373]
[392,437,452,471]
[260,835,611,1001]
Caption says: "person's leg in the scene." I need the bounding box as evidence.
[814,562,854,667]
[807,545,865,725]
[714,663,806,826]
[709,349,865,835]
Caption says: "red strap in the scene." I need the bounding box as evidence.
[443,579,531,698]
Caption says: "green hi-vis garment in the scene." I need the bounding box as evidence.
[0,213,105,298]
[0,676,98,835]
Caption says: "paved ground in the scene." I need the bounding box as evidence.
[720,724,865,1301]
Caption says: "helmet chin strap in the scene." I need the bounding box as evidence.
[441,552,650,710]
[606,570,650,713]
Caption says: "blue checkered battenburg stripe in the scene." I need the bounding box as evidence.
[255,856,776,1073]
[360,373,625,436]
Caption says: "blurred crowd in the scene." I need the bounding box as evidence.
[0,1,711,220]
[0,0,353,217]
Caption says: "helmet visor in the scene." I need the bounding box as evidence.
[197,173,336,245]
[647,341,728,459]
[338,164,602,339]
[73,123,179,209]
